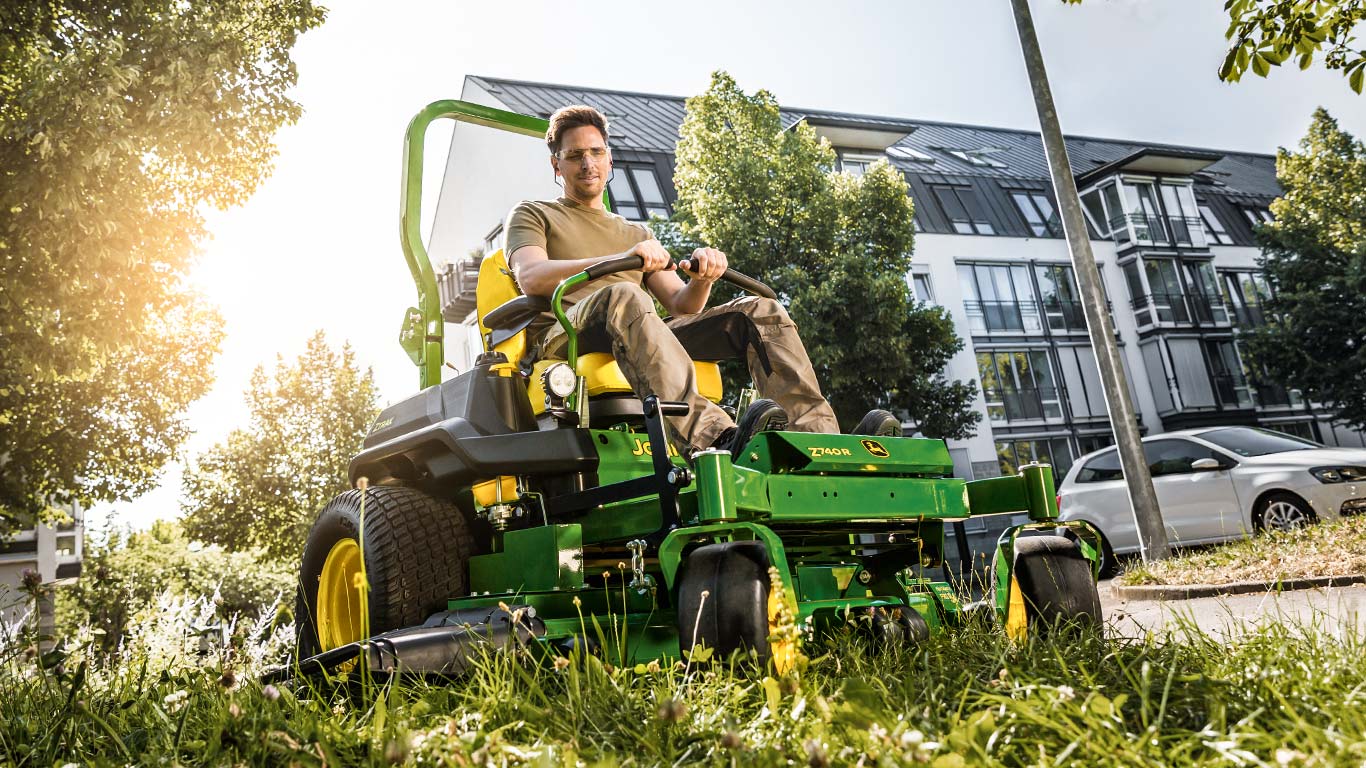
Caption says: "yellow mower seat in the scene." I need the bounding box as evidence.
[475,249,723,416]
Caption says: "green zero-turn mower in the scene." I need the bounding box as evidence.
[284,101,1105,680]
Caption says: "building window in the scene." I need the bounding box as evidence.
[910,272,934,303]
[1034,264,1089,332]
[1080,182,1125,237]
[1075,432,1114,458]
[1240,205,1274,228]
[838,151,884,177]
[958,262,1042,334]
[483,223,504,254]
[1266,420,1316,441]
[1158,182,1204,246]
[1220,270,1272,327]
[932,186,996,235]
[1120,180,1171,245]
[887,146,935,164]
[1184,261,1230,324]
[608,164,670,221]
[977,349,1063,424]
[1199,205,1233,245]
[1010,190,1062,237]
[996,437,1074,477]
[1204,339,1253,409]
[1142,257,1190,324]
[948,148,1008,168]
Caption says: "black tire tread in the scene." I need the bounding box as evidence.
[297,486,475,656]
[1012,535,1102,634]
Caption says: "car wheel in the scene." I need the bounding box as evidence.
[1096,532,1119,580]
[1255,492,1317,533]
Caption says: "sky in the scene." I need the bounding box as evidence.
[87,0,1366,534]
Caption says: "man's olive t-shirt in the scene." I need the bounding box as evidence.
[504,198,652,311]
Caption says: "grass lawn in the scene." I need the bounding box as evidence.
[1118,514,1366,587]
[4,591,1366,766]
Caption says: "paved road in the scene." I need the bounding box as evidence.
[1100,580,1366,637]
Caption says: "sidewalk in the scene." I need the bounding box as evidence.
[1100,580,1366,637]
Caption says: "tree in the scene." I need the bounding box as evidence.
[1243,108,1366,429]
[1065,0,1366,92]
[57,519,294,651]
[181,332,381,562]
[0,1,326,534]
[667,72,979,439]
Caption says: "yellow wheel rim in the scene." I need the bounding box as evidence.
[766,584,799,675]
[316,538,366,651]
[1005,574,1029,642]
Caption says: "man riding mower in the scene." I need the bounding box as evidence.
[283,100,1104,680]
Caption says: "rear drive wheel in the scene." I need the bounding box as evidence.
[1255,492,1317,533]
[1001,535,1102,641]
[676,541,796,673]
[296,487,477,658]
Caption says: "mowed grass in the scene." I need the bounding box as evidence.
[1119,514,1366,587]
[3,595,1366,767]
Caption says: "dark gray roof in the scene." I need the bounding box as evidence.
[471,75,1280,200]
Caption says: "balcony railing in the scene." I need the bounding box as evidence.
[963,300,1043,335]
[1108,213,1208,249]
[1229,303,1267,328]
[1130,292,1230,328]
[982,386,1064,423]
[1253,381,1303,409]
[437,257,481,322]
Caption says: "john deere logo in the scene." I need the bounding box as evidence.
[861,439,890,458]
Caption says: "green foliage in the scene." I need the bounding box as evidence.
[5,608,1366,764]
[668,72,979,439]
[57,519,293,650]
[1244,109,1366,429]
[181,332,381,562]
[0,0,326,534]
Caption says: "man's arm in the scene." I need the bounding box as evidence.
[510,239,676,298]
[646,247,729,316]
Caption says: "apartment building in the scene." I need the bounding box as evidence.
[426,75,1366,491]
[0,504,83,628]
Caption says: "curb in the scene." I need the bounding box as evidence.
[1110,574,1366,601]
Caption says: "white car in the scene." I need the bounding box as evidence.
[1056,426,1366,574]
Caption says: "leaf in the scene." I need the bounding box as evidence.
[762,675,781,713]
[1352,65,1364,94]
[1252,53,1272,77]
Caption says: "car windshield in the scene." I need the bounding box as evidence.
[1196,426,1320,457]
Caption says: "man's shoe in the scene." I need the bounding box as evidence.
[852,409,903,438]
[720,398,788,459]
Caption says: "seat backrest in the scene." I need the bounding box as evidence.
[475,249,527,363]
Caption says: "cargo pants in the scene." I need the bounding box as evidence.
[537,282,840,452]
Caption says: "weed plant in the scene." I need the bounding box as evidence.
[1121,514,1366,587]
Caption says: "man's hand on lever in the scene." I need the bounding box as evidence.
[630,239,675,273]
[679,247,728,283]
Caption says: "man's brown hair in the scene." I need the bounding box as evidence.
[546,105,609,155]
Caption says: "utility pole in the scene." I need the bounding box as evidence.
[1008,0,1170,562]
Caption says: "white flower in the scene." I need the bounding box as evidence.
[1056,685,1076,702]
[163,689,189,713]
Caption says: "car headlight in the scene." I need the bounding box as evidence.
[542,363,577,399]
[1309,466,1366,484]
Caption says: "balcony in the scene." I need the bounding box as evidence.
[1108,213,1208,250]
[1229,303,1266,328]
[437,257,481,322]
[983,386,1064,423]
[1130,292,1230,329]
[964,300,1043,335]
[1254,381,1303,410]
